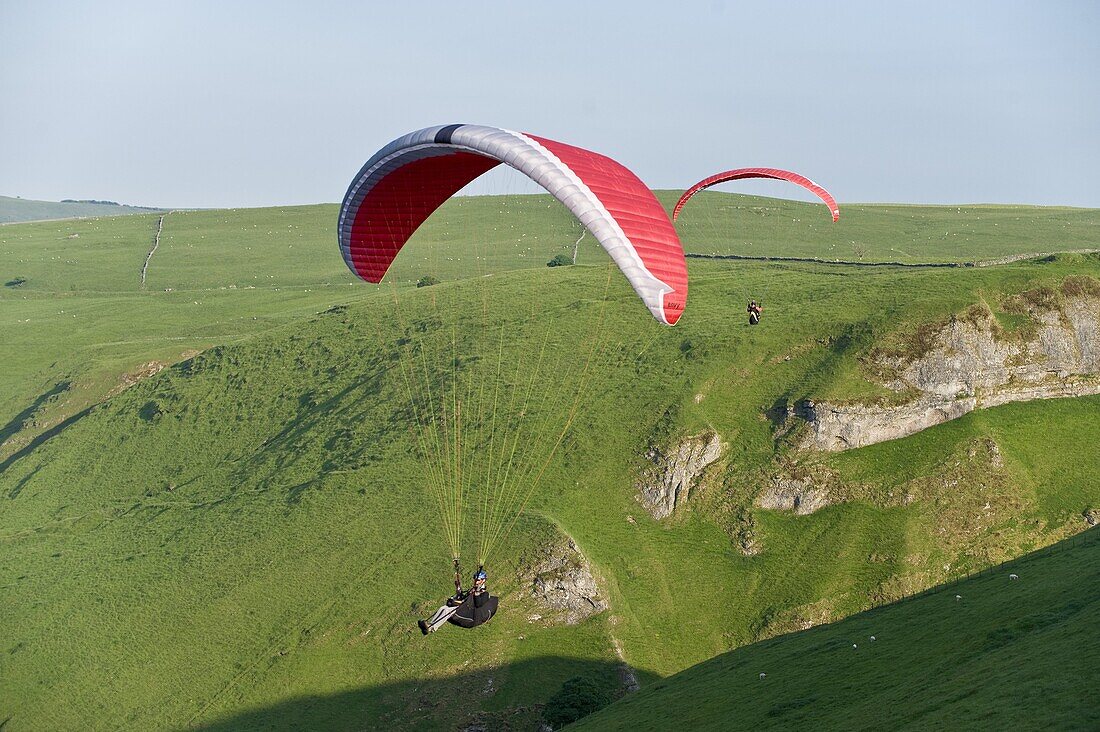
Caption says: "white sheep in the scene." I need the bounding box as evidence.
[759,672,766,679]
[1009,574,1019,580]
[870,635,877,641]
[955,594,962,601]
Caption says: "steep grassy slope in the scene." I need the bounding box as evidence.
[0,195,164,224]
[1,198,1099,729]
[575,527,1100,731]
[0,269,661,730]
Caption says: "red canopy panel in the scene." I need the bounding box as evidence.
[347,151,499,283]
[338,125,688,325]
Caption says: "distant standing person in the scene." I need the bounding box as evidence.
[748,300,763,325]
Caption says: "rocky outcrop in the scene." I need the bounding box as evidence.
[799,292,1100,452]
[755,461,838,515]
[800,396,977,452]
[113,360,167,395]
[884,296,1100,397]
[526,539,606,624]
[637,431,723,519]
[611,638,640,694]
[756,477,832,515]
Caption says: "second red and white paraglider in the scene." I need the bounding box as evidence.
[673,167,839,223]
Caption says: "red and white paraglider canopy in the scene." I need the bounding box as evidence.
[673,167,840,223]
[338,124,688,325]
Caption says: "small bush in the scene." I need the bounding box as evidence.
[416,275,439,288]
[1019,286,1060,311]
[543,675,615,729]
[1061,275,1100,298]
[139,401,163,422]
[546,254,573,268]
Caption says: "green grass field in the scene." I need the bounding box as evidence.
[1,194,1098,730]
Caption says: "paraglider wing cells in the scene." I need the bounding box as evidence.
[343,149,500,283]
[338,124,687,325]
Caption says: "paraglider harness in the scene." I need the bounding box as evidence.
[419,561,499,634]
[747,300,763,326]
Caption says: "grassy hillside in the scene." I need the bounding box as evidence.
[0,195,165,224]
[5,195,1096,454]
[1,195,1098,729]
[575,527,1100,731]
[660,190,1100,263]
[0,199,592,452]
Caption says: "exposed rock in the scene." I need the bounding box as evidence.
[611,638,640,693]
[798,293,1100,451]
[1084,508,1099,527]
[756,479,831,515]
[711,502,762,556]
[110,360,167,397]
[981,378,1100,408]
[526,539,606,624]
[756,466,835,515]
[738,528,761,556]
[618,665,639,693]
[800,396,976,452]
[969,438,1004,468]
[637,431,723,519]
[740,539,760,556]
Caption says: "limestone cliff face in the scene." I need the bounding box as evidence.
[799,293,1100,452]
[637,431,723,519]
[886,295,1099,397]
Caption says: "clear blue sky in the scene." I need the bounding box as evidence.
[2,1,1097,208]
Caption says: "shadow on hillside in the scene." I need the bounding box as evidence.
[208,356,396,505]
[191,655,655,731]
[0,380,71,447]
[0,404,92,480]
